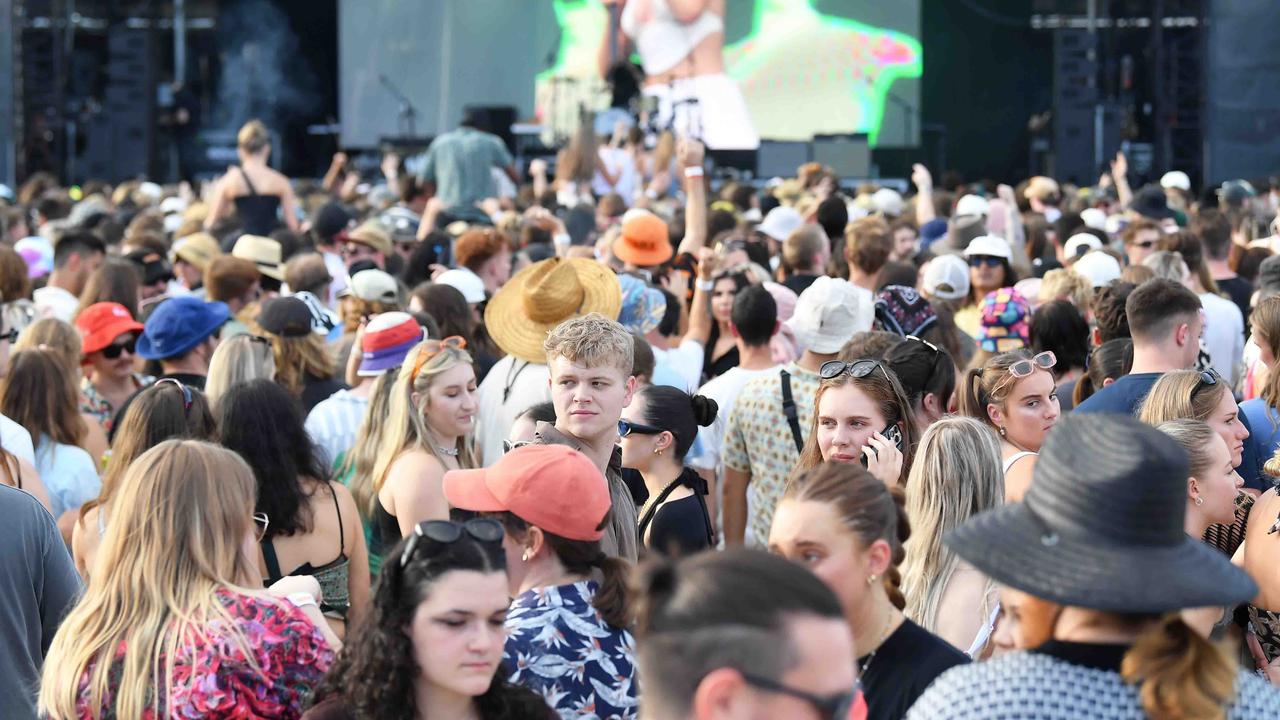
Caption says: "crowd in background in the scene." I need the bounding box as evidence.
[3,111,1280,719]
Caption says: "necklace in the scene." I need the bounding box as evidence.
[859,606,894,676]
[638,477,682,526]
[437,445,459,457]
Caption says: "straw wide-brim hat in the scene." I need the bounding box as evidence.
[945,413,1257,614]
[485,258,622,364]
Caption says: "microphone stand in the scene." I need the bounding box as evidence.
[379,74,418,138]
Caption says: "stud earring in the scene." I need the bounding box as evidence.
[867,574,878,585]
[521,550,531,562]
[654,448,663,456]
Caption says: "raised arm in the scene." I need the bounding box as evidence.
[1111,152,1133,210]
[912,163,936,226]
[681,247,717,347]
[676,138,708,257]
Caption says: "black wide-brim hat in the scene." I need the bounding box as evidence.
[946,414,1257,614]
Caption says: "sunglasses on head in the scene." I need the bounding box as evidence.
[101,336,137,359]
[253,512,270,541]
[618,419,663,437]
[820,359,893,383]
[154,378,193,410]
[399,519,505,569]
[740,674,864,720]
[1192,369,1220,398]
[1006,351,1057,379]
[968,255,1004,268]
[410,336,467,378]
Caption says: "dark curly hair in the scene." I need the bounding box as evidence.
[217,378,327,537]
[310,531,554,720]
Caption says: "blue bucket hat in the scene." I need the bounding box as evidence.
[617,274,667,335]
[136,297,231,360]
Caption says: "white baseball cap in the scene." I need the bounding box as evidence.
[785,276,866,354]
[1080,207,1107,231]
[963,235,1013,260]
[1160,171,1191,192]
[1072,251,1122,288]
[872,188,905,217]
[435,268,487,304]
[1064,233,1104,260]
[756,206,804,242]
[921,254,971,301]
[955,194,989,218]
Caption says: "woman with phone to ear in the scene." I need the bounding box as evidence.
[795,358,919,487]
[959,350,1060,502]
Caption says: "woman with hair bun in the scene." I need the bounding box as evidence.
[204,119,300,235]
[770,461,968,720]
[619,384,718,556]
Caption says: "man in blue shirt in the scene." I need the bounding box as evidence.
[417,110,518,226]
[1076,279,1203,415]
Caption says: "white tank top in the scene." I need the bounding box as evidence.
[1003,451,1037,474]
[620,1,724,76]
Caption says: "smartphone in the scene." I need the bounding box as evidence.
[860,424,905,468]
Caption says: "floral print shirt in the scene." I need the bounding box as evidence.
[504,581,638,720]
[80,373,152,434]
[75,589,334,719]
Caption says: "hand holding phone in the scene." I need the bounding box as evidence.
[861,426,905,486]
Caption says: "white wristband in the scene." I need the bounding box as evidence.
[684,166,705,179]
[553,233,572,247]
[696,279,715,292]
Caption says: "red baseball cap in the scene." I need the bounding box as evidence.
[76,302,145,356]
[443,444,611,542]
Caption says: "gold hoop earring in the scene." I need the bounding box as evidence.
[521,550,530,562]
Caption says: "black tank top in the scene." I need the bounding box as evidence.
[232,166,283,236]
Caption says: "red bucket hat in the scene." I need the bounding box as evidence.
[76,302,145,356]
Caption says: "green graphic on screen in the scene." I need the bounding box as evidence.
[536,0,922,146]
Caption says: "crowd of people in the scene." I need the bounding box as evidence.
[3,111,1280,719]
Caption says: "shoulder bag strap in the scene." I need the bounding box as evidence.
[780,370,804,455]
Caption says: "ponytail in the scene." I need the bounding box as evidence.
[882,485,910,610]
[1120,614,1235,720]
[591,553,634,629]
[1072,372,1095,407]
[957,367,989,421]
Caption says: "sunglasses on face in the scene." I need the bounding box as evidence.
[1006,351,1057,379]
[0,328,17,344]
[740,673,864,720]
[968,255,1004,268]
[618,419,663,437]
[101,336,137,359]
[820,359,893,383]
[399,519,505,569]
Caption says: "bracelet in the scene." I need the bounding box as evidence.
[286,592,318,610]
[696,279,715,292]
[684,166,705,179]
[552,233,571,246]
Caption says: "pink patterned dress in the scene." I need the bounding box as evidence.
[74,589,334,719]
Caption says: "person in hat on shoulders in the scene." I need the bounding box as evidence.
[474,257,622,467]
[256,296,346,414]
[135,296,229,391]
[906,414,1280,719]
[722,275,869,547]
[306,311,423,470]
[443,444,637,719]
[341,221,392,273]
[75,302,152,435]
[169,232,222,297]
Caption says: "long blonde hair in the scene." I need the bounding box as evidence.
[366,341,477,516]
[15,317,82,375]
[343,371,401,519]
[901,417,1004,632]
[1252,297,1280,422]
[39,440,259,720]
[267,332,335,396]
[1137,369,1226,426]
[205,334,276,410]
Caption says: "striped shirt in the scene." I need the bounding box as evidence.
[305,390,369,470]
